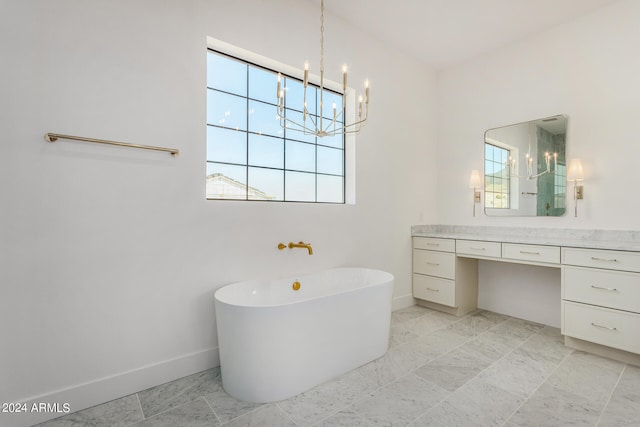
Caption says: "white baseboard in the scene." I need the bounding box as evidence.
[5,296,415,427]
[392,294,415,311]
[3,347,219,427]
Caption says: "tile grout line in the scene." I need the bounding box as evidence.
[499,334,575,427]
[404,315,551,427]
[411,311,511,367]
[137,396,216,424]
[594,363,627,427]
[422,316,535,424]
[404,373,456,425]
[202,395,223,425]
[402,312,516,425]
[310,405,370,427]
[275,401,304,426]
[319,307,473,425]
[312,365,404,425]
[221,403,271,426]
[135,393,145,421]
[303,307,458,425]
[394,307,484,368]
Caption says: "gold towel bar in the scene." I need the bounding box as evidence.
[45,133,179,157]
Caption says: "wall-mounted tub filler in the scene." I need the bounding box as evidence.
[278,241,313,255]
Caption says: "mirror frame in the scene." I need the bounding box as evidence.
[484,114,568,217]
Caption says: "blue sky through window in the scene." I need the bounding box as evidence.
[484,143,510,209]
[206,50,345,203]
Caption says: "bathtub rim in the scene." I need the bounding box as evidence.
[214,267,394,309]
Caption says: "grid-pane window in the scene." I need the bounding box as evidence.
[484,144,510,209]
[206,50,345,203]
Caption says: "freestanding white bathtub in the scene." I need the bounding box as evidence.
[214,267,394,402]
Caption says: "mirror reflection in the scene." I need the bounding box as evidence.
[484,115,567,216]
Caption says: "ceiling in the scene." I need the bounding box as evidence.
[313,0,621,69]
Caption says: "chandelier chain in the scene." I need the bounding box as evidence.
[320,0,325,74]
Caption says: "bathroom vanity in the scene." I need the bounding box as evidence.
[411,225,640,365]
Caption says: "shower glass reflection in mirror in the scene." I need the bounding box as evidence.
[484,115,567,217]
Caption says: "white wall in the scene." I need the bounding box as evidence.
[436,0,640,326]
[0,1,437,425]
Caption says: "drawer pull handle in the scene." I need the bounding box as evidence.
[426,262,440,266]
[591,285,619,292]
[591,322,617,331]
[520,250,540,255]
[591,257,619,263]
[469,247,486,251]
[426,288,440,292]
[426,243,440,246]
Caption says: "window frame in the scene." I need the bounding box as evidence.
[206,44,351,204]
[484,142,512,209]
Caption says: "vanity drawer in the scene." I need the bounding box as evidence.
[502,243,560,264]
[413,250,455,279]
[562,247,640,273]
[413,237,455,253]
[563,301,640,354]
[563,266,640,313]
[456,240,501,258]
[413,274,456,307]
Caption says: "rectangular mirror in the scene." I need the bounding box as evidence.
[484,115,567,216]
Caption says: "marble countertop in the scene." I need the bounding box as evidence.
[411,225,640,252]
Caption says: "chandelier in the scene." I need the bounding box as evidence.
[276,0,369,137]
[505,149,558,180]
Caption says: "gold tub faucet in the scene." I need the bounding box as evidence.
[278,241,313,255]
[289,241,313,255]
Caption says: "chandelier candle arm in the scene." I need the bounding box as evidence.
[365,79,369,104]
[277,73,284,110]
[506,150,558,180]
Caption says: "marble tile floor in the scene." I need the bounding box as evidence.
[37,305,640,426]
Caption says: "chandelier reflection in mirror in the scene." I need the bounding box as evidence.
[276,0,369,137]
[501,115,563,181]
[505,149,558,180]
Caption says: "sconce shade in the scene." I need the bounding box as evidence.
[567,158,584,181]
[469,169,482,189]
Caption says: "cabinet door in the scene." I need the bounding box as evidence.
[563,266,640,314]
[562,247,640,272]
[563,301,640,354]
[413,237,455,253]
[413,250,455,279]
[456,240,501,258]
[413,274,456,307]
[503,243,560,264]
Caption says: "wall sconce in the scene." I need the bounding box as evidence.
[469,169,482,217]
[567,158,584,217]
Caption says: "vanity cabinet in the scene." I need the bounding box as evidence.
[412,237,478,316]
[411,225,640,365]
[561,247,640,355]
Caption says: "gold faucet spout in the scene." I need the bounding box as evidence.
[288,241,313,255]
